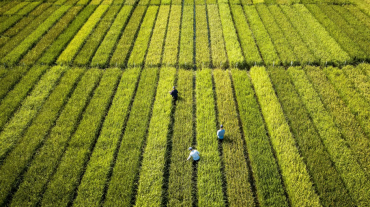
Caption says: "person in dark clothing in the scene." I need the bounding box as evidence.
[169,86,178,101]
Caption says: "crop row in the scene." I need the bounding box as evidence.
[207,5,227,68]
[232,68,288,207]
[0,66,29,101]
[162,5,182,66]
[178,6,193,68]
[73,67,140,206]
[167,69,194,206]
[104,68,159,206]
[268,66,353,206]
[195,5,210,68]
[345,64,370,103]
[249,66,321,206]
[90,5,133,67]
[213,69,254,206]
[73,5,122,66]
[10,69,103,207]
[0,68,85,206]
[288,66,370,206]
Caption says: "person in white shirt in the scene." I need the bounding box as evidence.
[187,147,200,162]
[217,125,225,141]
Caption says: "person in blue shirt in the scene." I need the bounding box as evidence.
[217,125,225,141]
[169,86,178,101]
[187,147,200,162]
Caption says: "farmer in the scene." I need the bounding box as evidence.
[217,125,225,141]
[187,147,200,162]
[169,86,178,101]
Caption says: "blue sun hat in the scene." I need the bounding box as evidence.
[188,147,193,150]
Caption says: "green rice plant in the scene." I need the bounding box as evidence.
[0,6,57,60]
[125,0,138,5]
[104,68,159,206]
[196,68,224,207]
[305,4,365,62]
[38,5,98,65]
[0,1,21,15]
[288,66,370,206]
[184,0,194,4]
[252,0,264,5]
[73,6,121,66]
[167,69,194,207]
[17,2,42,15]
[231,68,288,207]
[127,6,159,67]
[343,65,370,104]
[73,67,140,207]
[151,0,161,5]
[230,5,261,66]
[195,5,210,68]
[213,69,254,206]
[57,5,109,65]
[20,6,83,65]
[219,4,246,68]
[109,6,147,67]
[113,0,125,4]
[268,66,354,207]
[162,5,182,66]
[195,0,205,4]
[229,0,241,4]
[207,5,227,68]
[135,67,176,206]
[41,69,121,207]
[0,68,85,206]
[305,65,370,177]
[256,4,297,66]
[171,0,181,4]
[240,0,252,4]
[249,66,321,207]
[4,2,30,15]
[0,15,27,36]
[90,5,133,67]
[294,4,350,66]
[244,6,280,66]
[219,4,245,68]
[2,5,72,65]
[10,69,103,207]
[0,66,8,80]
[0,66,47,132]
[139,0,150,5]
[267,5,313,64]
[323,66,370,141]
[178,6,194,69]
[0,66,29,101]
[345,5,370,29]
[145,5,170,67]
[359,63,370,80]
[89,0,105,4]
[0,66,66,161]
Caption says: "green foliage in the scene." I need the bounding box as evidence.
[0,66,66,161]
[57,5,109,65]
[345,5,370,29]
[323,66,370,143]
[195,5,210,68]
[0,68,85,206]
[162,5,182,66]
[145,5,170,67]
[343,65,370,105]
[127,6,159,67]
[74,5,121,66]
[219,4,245,68]
[230,5,262,66]
[104,68,159,206]
[20,6,83,65]
[305,4,365,62]
[73,67,140,207]
[41,69,121,207]
[2,5,72,65]
[0,1,21,15]
[213,69,254,206]
[4,2,30,15]
[196,69,224,207]
[0,66,29,101]
[268,66,354,207]
[91,5,133,67]
[109,6,147,67]
[135,67,176,206]
[38,5,97,65]
[178,6,194,68]
[288,66,370,206]
[244,6,280,66]
[249,66,321,207]
[10,69,103,207]
[207,5,228,68]
[256,4,296,66]
[167,69,194,207]
[0,6,57,60]
[17,2,42,15]
[294,4,350,66]
[232,68,288,207]
[0,66,47,131]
